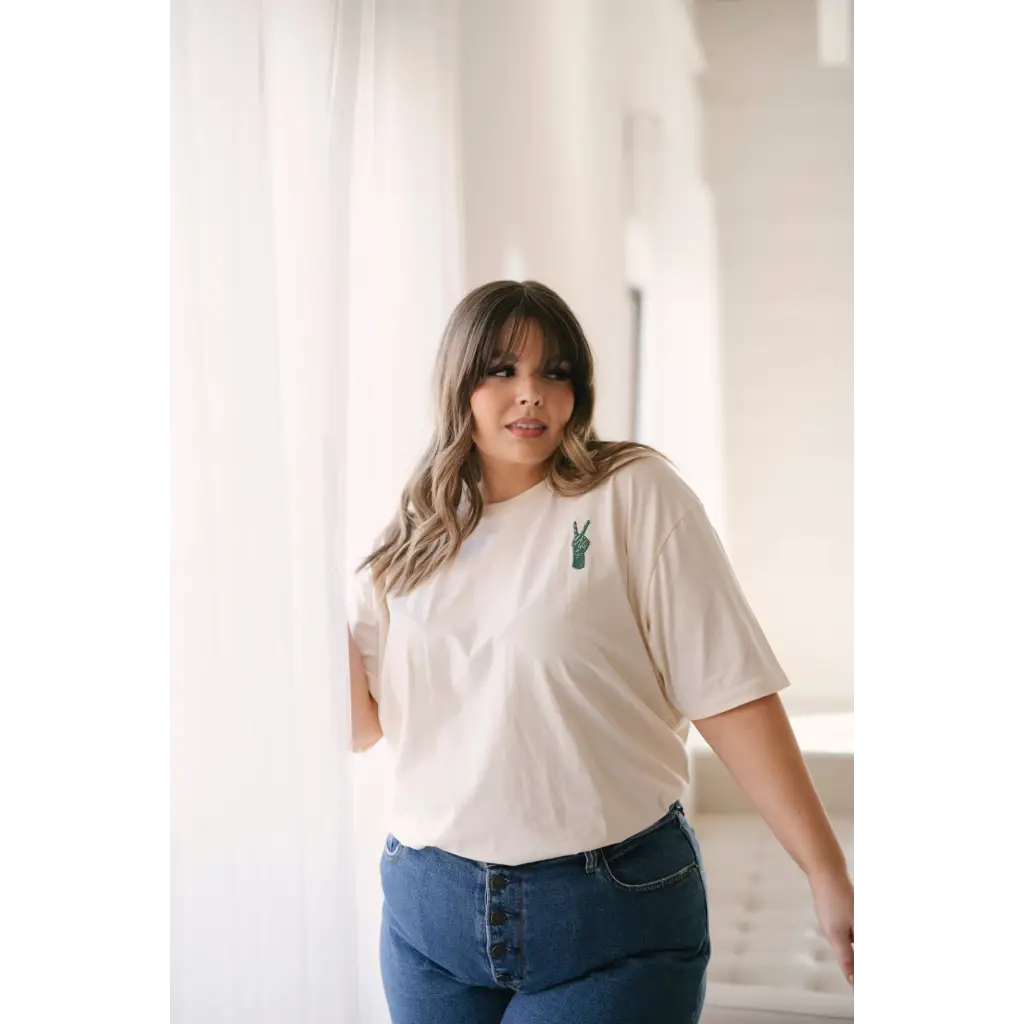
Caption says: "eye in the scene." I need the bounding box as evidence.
[486,364,516,378]
[544,366,572,381]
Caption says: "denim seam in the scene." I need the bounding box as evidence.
[484,871,497,983]
[677,816,712,961]
[517,874,526,987]
[597,850,699,893]
[601,806,680,865]
[596,806,699,893]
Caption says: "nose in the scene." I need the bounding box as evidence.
[517,380,543,407]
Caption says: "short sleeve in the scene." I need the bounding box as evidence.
[643,503,790,722]
[346,564,386,702]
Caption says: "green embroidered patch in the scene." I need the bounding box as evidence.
[572,519,591,570]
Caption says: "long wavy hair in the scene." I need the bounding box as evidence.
[361,280,659,595]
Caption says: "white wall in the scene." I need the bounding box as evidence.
[457,0,629,442]
[696,0,853,714]
[457,0,633,439]
[457,0,722,523]
[617,0,724,530]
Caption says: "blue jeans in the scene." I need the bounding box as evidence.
[379,801,710,1023]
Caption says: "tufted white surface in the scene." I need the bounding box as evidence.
[695,814,854,1023]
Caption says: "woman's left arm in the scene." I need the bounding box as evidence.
[694,693,854,986]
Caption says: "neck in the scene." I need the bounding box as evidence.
[479,459,546,505]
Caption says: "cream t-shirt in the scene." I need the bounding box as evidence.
[348,454,789,866]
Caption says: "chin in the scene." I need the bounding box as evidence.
[498,451,546,467]
[475,431,563,467]
[508,440,560,463]
[476,443,550,469]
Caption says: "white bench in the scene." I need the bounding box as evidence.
[687,713,854,1024]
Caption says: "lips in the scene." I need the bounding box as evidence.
[506,419,547,439]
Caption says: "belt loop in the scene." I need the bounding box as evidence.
[584,849,598,873]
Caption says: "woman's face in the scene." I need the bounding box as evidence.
[469,319,575,475]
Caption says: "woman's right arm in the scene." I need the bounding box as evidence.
[349,627,383,752]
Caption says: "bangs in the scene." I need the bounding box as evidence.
[444,281,596,419]
[478,297,586,379]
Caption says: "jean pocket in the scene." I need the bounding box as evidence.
[597,812,700,893]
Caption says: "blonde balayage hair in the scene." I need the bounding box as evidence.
[361,280,658,595]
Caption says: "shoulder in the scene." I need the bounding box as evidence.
[348,534,391,616]
[603,449,703,522]
[348,560,378,611]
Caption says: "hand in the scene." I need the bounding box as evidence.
[572,520,591,569]
[809,868,854,987]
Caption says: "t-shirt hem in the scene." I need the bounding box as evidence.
[391,793,690,866]
[685,676,791,722]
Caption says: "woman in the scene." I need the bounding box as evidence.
[348,280,853,1023]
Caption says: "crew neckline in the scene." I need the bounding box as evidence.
[479,478,550,517]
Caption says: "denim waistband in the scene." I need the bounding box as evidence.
[474,800,686,873]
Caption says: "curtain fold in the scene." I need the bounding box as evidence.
[173,0,464,1017]
[171,1,361,1020]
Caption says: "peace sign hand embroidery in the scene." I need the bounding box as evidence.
[571,520,591,570]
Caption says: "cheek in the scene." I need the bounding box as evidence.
[469,387,500,434]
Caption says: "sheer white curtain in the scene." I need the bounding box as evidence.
[171,0,463,1020]
[171,0,361,1020]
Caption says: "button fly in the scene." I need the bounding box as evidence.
[484,870,518,987]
